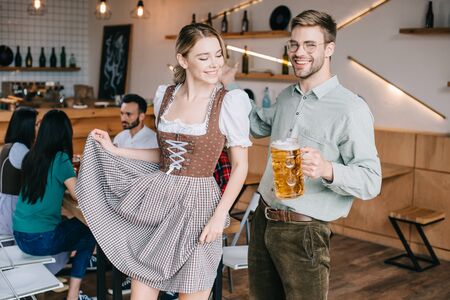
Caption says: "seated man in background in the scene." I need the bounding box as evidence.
[113,94,158,149]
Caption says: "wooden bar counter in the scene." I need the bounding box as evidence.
[0,106,156,154]
[1,107,449,261]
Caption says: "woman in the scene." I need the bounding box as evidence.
[0,107,37,236]
[13,110,96,300]
[76,23,251,300]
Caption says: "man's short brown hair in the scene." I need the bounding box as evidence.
[291,10,337,43]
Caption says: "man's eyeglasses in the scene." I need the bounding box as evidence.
[286,40,328,54]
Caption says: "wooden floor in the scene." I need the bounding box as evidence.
[37,234,450,300]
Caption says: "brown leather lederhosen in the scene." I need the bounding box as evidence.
[156,85,227,177]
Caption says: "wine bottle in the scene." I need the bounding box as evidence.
[221,12,228,33]
[262,87,271,108]
[60,46,66,68]
[69,53,76,67]
[206,12,212,26]
[241,10,249,33]
[282,46,289,75]
[242,45,249,74]
[39,47,46,67]
[25,47,32,67]
[425,1,434,28]
[50,47,57,68]
[15,46,22,67]
[192,13,196,24]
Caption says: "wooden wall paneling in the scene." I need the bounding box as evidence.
[248,139,269,177]
[374,130,416,167]
[73,138,87,154]
[71,117,122,138]
[415,134,450,173]
[410,243,450,261]
[339,226,406,252]
[343,173,414,239]
[412,169,450,251]
[0,123,8,143]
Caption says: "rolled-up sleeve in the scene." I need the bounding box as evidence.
[322,107,382,200]
[249,102,276,138]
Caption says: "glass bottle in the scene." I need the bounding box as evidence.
[60,46,66,68]
[25,47,32,67]
[242,45,249,74]
[282,46,289,75]
[15,46,22,67]
[241,10,249,33]
[50,47,57,68]
[425,1,434,28]
[39,47,46,67]
[206,12,212,26]
[221,12,228,33]
[191,13,196,24]
[69,53,76,68]
[262,87,271,108]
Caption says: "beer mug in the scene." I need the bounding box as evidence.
[271,138,304,199]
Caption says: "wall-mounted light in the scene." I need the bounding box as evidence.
[337,0,390,30]
[95,0,112,20]
[348,56,445,120]
[130,0,150,19]
[202,0,262,22]
[28,0,46,16]
[227,45,292,66]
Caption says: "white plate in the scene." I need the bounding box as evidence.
[73,104,88,109]
[94,101,109,107]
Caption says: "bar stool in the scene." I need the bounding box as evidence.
[385,206,445,272]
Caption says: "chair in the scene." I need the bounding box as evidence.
[0,242,63,299]
[384,206,445,272]
[222,192,260,292]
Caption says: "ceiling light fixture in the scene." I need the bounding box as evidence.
[226,45,292,66]
[337,0,390,30]
[28,0,46,16]
[130,0,150,19]
[348,56,445,119]
[95,0,112,20]
[202,0,262,22]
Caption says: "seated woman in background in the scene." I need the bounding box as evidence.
[0,107,37,237]
[13,109,96,300]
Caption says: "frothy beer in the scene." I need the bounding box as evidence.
[271,139,304,199]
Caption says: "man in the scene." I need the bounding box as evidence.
[246,10,382,299]
[113,94,158,149]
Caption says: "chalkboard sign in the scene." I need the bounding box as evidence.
[98,24,132,100]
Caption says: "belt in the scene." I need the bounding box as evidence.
[261,199,313,222]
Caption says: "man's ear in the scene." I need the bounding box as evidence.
[325,42,335,58]
[139,112,145,123]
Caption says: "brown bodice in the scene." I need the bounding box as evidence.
[156,85,227,177]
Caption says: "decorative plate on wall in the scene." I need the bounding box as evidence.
[269,5,291,31]
[0,45,14,66]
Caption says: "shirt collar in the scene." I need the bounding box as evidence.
[293,75,339,100]
[128,125,148,139]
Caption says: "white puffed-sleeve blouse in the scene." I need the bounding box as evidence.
[153,84,252,148]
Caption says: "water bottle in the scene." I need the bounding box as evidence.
[262,87,271,108]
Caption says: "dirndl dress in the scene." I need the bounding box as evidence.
[76,85,229,293]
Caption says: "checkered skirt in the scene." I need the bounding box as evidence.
[75,137,223,293]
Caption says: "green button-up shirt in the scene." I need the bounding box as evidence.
[249,76,381,221]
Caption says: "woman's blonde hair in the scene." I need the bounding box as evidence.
[173,23,226,85]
